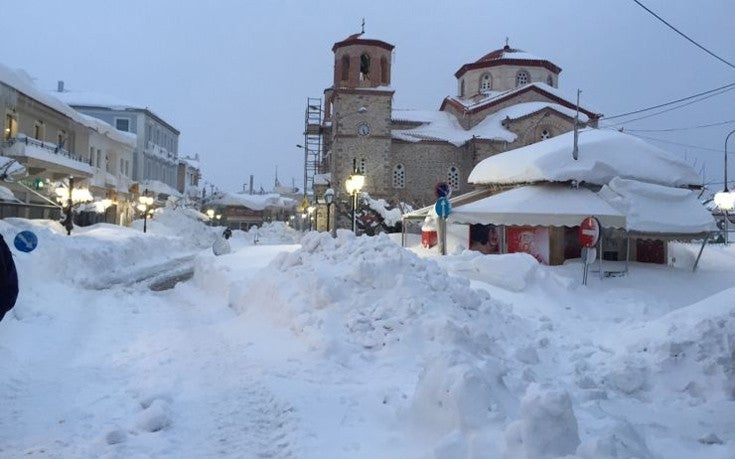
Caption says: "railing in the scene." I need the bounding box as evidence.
[3,136,92,165]
[0,201,62,220]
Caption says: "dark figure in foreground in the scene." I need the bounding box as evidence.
[0,234,18,321]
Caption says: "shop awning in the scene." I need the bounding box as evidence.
[448,185,626,228]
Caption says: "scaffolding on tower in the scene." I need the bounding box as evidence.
[302,97,323,197]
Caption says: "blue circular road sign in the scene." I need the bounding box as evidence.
[435,196,452,218]
[14,230,38,253]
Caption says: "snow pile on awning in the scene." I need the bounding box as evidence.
[0,156,26,180]
[468,129,701,188]
[598,177,717,236]
[140,179,182,199]
[209,192,295,211]
[449,185,626,228]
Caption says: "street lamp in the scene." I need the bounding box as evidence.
[137,191,154,233]
[324,188,334,235]
[715,129,735,244]
[206,208,215,226]
[344,160,365,234]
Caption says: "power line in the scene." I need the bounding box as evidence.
[619,131,724,154]
[602,82,735,121]
[631,0,735,70]
[621,119,735,133]
[602,85,735,126]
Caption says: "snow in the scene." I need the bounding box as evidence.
[468,128,702,187]
[599,177,717,235]
[0,210,734,458]
[139,179,182,199]
[0,63,136,147]
[208,191,296,211]
[450,185,626,228]
[448,82,600,116]
[52,88,146,111]
[392,101,589,147]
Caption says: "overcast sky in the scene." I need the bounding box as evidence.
[2,0,734,194]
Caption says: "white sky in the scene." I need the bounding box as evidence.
[2,0,734,193]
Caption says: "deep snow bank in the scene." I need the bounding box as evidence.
[224,230,550,456]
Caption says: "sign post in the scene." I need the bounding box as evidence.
[579,216,600,285]
[435,196,451,255]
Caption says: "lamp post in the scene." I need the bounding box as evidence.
[324,188,334,235]
[715,129,735,244]
[206,208,215,226]
[344,159,365,234]
[137,190,154,233]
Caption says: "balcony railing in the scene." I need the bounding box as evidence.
[2,135,92,165]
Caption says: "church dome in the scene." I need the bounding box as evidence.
[455,44,561,79]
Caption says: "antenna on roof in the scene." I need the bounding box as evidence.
[361,18,365,34]
[572,89,581,160]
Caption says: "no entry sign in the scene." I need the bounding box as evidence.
[579,216,600,248]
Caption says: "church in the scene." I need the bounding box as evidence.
[310,32,601,230]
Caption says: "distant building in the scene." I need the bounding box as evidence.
[178,154,201,206]
[53,82,180,190]
[311,33,600,229]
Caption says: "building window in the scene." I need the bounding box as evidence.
[33,121,45,140]
[448,166,460,192]
[57,130,67,150]
[541,129,552,140]
[460,79,465,97]
[480,73,492,92]
[341,55,350,81]
[90,146,95,165]
[358,158,366,174]
[4,114,18,140]
[547,75,554,86]
[115,118,130,132]
[515,70,530,87]
[360,53,371,81]
[392,164,405,188]
[380,56,388,84]
[96,149,102,168]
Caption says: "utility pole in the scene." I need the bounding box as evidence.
[572,89,581,160]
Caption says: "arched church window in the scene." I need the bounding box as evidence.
[480,73,493,92]
[460,79,465,97]
[546,75,553,87]
[358,158,366,174]
[341,56,350,81]
[448,166,460,192]
[380,56,388,84]
[392,164,405,188]
[360,53,371,81]
[541,129,552,140]
[515,70,530,87]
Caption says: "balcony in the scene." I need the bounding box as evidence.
[1,135,92,179]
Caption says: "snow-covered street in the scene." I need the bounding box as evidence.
[1,210,734,458]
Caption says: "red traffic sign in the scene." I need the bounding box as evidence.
[579,216,600,248]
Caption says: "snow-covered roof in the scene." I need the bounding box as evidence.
[53,89,145,111]
[0,185,20,202]
[392,102,587,147]
[78,113,136,148]
[455,45,562,77]
[598,177,717,236]
[140,179,182,199]
[468,128,701,188]
[445,82,600,117]
[449,185,626,229]
[477,47,546,62]
[209,192,295,211]
[179,155,200,170]
[0,63,138,148]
